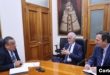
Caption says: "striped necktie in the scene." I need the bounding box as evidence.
[97,49,103,66]
[11,51,16,62]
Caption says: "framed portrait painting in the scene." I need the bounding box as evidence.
[58,0,82,35]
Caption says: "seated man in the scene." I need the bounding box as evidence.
[84,31,110,72]
[61,32,83,64]
[61,32,83,65]
[0,36,22,71]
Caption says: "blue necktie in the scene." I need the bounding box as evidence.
[11,51,16,62]
[97,49,103,66]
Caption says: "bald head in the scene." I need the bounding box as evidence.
[67,32,76,44]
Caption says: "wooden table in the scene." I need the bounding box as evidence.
[0,61,86,75]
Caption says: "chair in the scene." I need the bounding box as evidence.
[52,38,87,66]
[0,38,3,48]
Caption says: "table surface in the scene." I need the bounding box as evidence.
[0,61,86,75]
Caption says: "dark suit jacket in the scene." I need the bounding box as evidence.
[0,47,20,71]
[63,43,83,65]
[87,45,110,66]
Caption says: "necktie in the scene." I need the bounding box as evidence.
[97,49,103,66]
[101,48,106,66]
[11,51,16,62]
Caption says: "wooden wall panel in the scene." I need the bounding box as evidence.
[42,12,49,41]
[82,0,88,38]
[28,10,38,42]
[107,4,110,31]
[30,47,39,59]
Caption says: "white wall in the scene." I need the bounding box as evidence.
[52,0,66,54]
[52,0,58,54]
[0,0,25,62]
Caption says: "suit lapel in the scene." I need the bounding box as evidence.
[64,43,69,50]
[4,49,12,62]
[73,43,78,53]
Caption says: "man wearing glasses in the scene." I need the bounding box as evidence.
[0,36,22,71]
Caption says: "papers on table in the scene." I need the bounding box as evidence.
[9,67,28,75]
[83,69,96,75]
[9,62,40,75]
[22,62,40,67]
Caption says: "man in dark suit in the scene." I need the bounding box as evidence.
[0,36,22,71]
[84,31,110,72]
[61,32,83,65]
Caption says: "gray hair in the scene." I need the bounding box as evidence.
[68,32,76,39]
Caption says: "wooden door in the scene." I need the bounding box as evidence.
[24,4,43,61]
[22,3,52,61]
[41,8,52,60]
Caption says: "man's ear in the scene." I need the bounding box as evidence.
[104,39,107,43]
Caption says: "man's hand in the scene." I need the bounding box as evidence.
[14,60,22,67]
[84,64,91,70]
[61,48,66,55]
[61,49,70,55]
[91,67,96,73]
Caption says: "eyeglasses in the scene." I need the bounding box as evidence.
[6,42,16,46]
